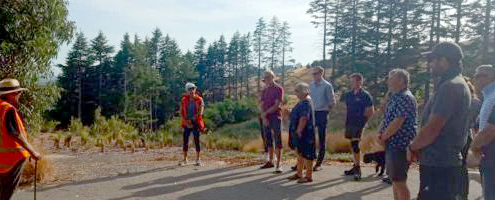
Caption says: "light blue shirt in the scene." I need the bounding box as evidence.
[480,81,495,130]
[309,79,335,111]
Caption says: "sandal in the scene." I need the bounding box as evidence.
[297,177,313,183]
[287,174,301,181]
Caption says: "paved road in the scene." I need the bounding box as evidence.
[14,162,484,200]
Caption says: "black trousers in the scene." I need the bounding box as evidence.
[315,111,329,164]
[418,165,463,200]
[183,124,200,152]
[0,159,26,200]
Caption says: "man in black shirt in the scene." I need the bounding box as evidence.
[343,73,375,181]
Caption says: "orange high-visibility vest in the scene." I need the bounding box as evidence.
[0,100,29,174]
[180,93,206,132]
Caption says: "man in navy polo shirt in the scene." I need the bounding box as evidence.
[344,73,375,181]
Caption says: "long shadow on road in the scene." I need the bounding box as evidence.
[108,165,265,200]
[110,165,391,200]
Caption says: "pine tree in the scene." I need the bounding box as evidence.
[89,31,114,110]
[307,0,331,68]
[267,16,281,71]
[279,21,293,88]
[56,32,92,124]
[253,18,268,91]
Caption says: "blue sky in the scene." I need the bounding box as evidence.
[52,0,321,74]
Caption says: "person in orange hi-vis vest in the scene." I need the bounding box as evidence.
[179,83,205,167]
[0,78,41,200]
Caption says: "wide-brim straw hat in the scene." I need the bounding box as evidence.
[0,78,28,95]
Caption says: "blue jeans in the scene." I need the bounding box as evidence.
[481,160,495,200]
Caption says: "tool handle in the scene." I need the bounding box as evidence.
[34,160,37,200]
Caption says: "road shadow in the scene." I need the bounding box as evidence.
[324,183,390,200]
[37,164,242,193]
[108,165,271,200]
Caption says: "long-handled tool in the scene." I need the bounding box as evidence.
[34,160,37,200]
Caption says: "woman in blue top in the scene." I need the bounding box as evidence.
[287,83,316,183]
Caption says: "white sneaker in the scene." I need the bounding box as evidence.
[195,160,202,166]
[275,167,283,174]
[179,159,188,166]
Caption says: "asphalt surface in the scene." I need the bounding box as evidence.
[13,161,484,200]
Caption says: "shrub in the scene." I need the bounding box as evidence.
[40,120,60,133]
[204,97,259,129]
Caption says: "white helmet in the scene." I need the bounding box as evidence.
[185,82,196,91]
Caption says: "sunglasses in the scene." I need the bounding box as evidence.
[312,72,320,75]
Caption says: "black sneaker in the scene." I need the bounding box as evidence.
[291,165,298,171]
[260,162,275,169]
[344,165,358,176]
[353,166,362,181]
[382,177,392,184]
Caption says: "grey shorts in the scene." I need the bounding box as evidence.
[345,126,364,140]
[264,114,282,149]
[385,149,409,182]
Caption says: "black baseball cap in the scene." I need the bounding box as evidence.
[422,41,463,64]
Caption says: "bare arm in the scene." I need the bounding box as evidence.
[365,106,375,121]
[381,117,405,141]
[199,99,204,116]
[262,99,281,116]
[296,116,308,136]
[410,114,446,151]
[471,123,495,152]
[12,135,40,160]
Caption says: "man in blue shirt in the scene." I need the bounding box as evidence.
[344,73,375,181]
[309,66,335,171]
[378,69,417,200]
[470,64,495,200]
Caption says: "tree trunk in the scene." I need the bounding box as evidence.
[331,0,341,80]
[482,0,492,63]
[323,0,328,68]
[77,64,82,120]
[401,0,409,49]
[282,46,285,88]
[454,0,463,43]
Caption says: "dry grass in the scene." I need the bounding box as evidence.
[20,140,53,186]
[242,130,383,155]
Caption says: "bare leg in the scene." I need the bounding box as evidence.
[297,155,304,177]
[305,159,313,179]
[393,181,410,200]
[269,148,274,164]
[276,148,282,168]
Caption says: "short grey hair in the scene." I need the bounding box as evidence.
[295,82,309,94]
[389,68,410,88]
[475,65,495,79]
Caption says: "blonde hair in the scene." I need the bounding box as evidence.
[264,70,276,79]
